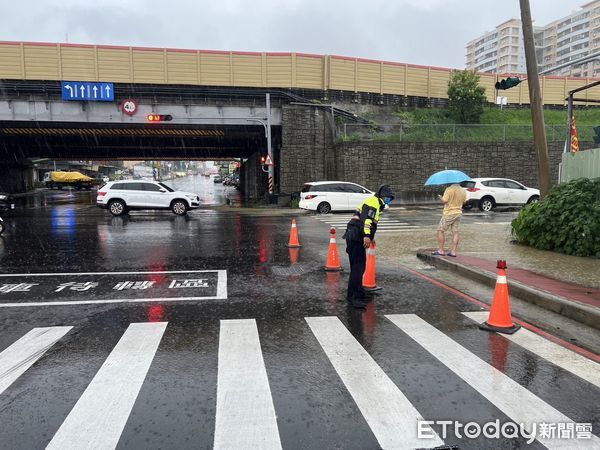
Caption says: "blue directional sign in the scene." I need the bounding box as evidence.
[61,81,114,101]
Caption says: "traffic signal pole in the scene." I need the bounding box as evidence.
[266,93,274,194]
[520,0,552,198]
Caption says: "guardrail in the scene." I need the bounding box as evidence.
[338,123,593,142]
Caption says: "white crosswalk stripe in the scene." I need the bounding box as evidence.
[46,322,167,450]
[0,326,72,395]
[386,314,600,449]
[312,214,420,231]
[0,314,597,448]
[306,316,444,448]
[214,319,282,450]
[462,311,600,389]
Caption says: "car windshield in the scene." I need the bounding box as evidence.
[301,184,313,193]
[158,182,175,192]
[460,181,476,188]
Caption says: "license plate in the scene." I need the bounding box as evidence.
[10,204,14,209]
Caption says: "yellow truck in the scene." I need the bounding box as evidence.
[43,171,95,190]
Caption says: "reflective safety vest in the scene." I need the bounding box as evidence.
[347,195,384,239]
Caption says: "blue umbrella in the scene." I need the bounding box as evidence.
[424,169,470,186]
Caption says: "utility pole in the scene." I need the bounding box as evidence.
[520,0,552,198]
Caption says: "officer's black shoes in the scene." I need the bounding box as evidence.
[346,297,367,309]
[351,301,367,309]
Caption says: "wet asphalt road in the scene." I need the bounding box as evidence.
[0,179,598,449]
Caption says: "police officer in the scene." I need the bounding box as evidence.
[343,184,396,308]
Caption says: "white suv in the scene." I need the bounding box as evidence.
[461,178,540,212]
[97,180,200,216]
[299,181,374,213]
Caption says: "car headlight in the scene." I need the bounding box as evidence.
[0,195,6,200]
[185,194,196,200]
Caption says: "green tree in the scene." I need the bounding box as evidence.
[447,70,486,124]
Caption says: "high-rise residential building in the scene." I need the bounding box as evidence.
[466,19,526,74]
[466,1,600,76]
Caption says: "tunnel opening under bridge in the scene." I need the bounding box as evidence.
[0,121,281,200]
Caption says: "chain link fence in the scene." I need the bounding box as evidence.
[338,123,595,142]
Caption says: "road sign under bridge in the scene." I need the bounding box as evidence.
[61,81,114,101]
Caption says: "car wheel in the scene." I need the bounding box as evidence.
[478,197,495,212]
[108,199,126,216]
[463,203,473,210]
[527,195,539,204]
[317,202,331,214]
[171,200,188,215]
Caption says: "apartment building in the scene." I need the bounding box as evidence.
[466,19,526,74]
[466,1,600,76]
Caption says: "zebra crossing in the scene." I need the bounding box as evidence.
[312,214,421,233]
[0,314,598,449]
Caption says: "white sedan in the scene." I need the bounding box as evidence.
[460,178,540,212]
[299,181,374,214]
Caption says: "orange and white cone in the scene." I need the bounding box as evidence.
[286,218,302,248]
[479,260,521,334]
[324,227,343,271]
[362,242,382,292]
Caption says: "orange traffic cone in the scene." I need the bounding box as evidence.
[289,247,300,265]
[479,260,521,334]
[324,227,343,271]
[286,218,302,248]
[362,243,383,292]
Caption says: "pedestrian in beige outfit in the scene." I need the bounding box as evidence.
[432,183,467,257]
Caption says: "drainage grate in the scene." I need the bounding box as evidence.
[270,265,309,276]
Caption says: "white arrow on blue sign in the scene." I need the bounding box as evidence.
[61,81,114,101]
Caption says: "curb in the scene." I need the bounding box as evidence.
[416,251,600,331]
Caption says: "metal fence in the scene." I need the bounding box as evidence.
[560,148,600,182]
[338,123,595,142]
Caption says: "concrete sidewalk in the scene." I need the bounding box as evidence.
[375,221,600,289]
[368,219,599,329]
[417,249,600,330]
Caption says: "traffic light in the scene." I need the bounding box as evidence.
[495,77,522,90]
[593,126,600,144]
[147,114,173,122]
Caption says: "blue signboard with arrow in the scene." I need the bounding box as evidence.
[61,81,114,101]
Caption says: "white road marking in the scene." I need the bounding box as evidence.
[0,326,72,395]
[0,269,222,277]
[0,270,228,308]
[374,227,421,232]
[472,222,512,225]
[386,314,600,449]
[462,311,600,388]
[216,270,228,299]
[306,316,444,449]
[0,296,227,308]
[46,322,167,450]
[214,319,282,450]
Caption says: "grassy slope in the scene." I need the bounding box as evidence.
[394,107,600,125]
[360,107,600,142]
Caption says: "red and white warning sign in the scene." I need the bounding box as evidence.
[264,154,274,166]
[121,99,138,116]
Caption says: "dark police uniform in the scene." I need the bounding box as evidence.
[343,195,385,305]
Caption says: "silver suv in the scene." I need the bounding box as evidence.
[97,180,200,216]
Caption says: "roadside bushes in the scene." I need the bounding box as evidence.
[511,178,600,257]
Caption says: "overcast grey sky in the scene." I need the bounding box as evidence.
[0,0,588,68]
